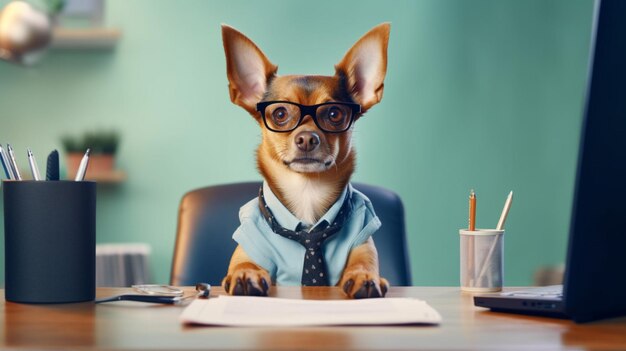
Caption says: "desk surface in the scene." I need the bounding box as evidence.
[1,286,625,350]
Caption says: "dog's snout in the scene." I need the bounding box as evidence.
[295,131,320,152]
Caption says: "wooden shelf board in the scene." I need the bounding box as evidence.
[51,27,121,49]
[85,170,127,183]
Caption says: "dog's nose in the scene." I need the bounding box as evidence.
[295,131,320,152]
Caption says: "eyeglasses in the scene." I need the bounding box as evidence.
[132,284,184,296]
[256,101,361,133]
[94,284,212,304]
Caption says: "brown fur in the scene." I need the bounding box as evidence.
[220,23,391,298]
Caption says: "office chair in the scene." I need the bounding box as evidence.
[170,182,412,287]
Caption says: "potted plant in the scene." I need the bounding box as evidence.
[62,130,120,179]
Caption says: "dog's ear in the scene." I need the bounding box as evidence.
[335,23,390,113]
[222,24,278,116]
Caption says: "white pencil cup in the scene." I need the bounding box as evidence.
[459,229,504,292]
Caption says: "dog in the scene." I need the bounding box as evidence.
[220,23,390,299]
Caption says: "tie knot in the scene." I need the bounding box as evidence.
[285,221,330,248]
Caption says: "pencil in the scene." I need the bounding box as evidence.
[469,189,476,231]
[468,189,476,287]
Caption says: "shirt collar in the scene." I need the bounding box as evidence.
[262,181,349,231]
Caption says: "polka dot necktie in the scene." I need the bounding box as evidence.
[258,187,352,286]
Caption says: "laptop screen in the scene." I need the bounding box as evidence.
[563,0,626,323]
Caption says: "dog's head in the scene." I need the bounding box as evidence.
[222,23,389,176]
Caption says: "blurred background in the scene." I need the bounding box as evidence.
[0,0,593,287]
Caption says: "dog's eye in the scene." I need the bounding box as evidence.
[271,107,289,125]
[327,107,345,124]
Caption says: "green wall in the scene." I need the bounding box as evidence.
[0,0,593,286]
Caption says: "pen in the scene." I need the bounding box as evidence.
[0,145,15,179]
[477,191,514,283]
[74,148,91,181]
[27,148,42,181]
[7,144,22,180]
[468,189,476,231]
[46,149,60,181]
[496,191,514,230]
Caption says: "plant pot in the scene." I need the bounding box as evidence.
[67,153,115,179]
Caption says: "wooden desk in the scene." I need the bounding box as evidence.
[1,287,625,350]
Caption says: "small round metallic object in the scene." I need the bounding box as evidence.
[195,283,210,298]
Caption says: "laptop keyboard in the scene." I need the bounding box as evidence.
[500,285,564,299]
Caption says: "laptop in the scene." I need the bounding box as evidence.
[474,0,626,323]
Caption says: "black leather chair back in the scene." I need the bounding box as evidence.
[170,182,412,286]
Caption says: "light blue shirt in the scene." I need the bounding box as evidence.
[233,182,381,286]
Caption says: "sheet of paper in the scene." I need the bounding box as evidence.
[180,296,442,326]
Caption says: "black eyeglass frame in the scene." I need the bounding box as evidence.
[256,101,361,133]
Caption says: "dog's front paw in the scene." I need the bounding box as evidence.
[340,272,388,299]
[222,263,270,296]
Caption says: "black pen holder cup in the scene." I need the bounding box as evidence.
[3,180,96,303]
